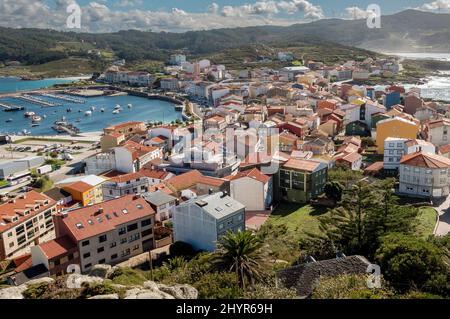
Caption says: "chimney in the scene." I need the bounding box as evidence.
[221,191,228,198]
[208,188,213,195]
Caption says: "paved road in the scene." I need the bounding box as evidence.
[49,148,98,183]
[434,195,450,236]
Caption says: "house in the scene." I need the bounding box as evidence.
[404,93,424,115]
[300,137,335,155]
[334,152,363,171]
[143,191,178,223]
[204,115,227,131]
[426,119,450,147]
[384,138,436,170]
[376,117,420,154]
[101,172,150,201]
[115,141,163,173]
[399,152,450,198]
[104,122,147,139]
[172,192,245,252]
[439,144,450,158]
[31,195,156,275]
[160,78,180,91]
[60,175,107,207]
[345,120,371,137]
[279,158,328,203]
[169,54,186,65]
[0,191,56,261]
[44,188,73,208]
[225,168,272,211]
[100,133,126,152]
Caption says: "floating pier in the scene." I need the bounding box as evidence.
[52,121,80,135]
[0,102,25,112]
[16,94,62,107]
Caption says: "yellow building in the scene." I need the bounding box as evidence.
[101,133,126,152]
[376,117,420,154]
[62,181,104,206]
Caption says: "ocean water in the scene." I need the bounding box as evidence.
[0,94,181,135]
[0,77,84,93]
[0,77,182,135]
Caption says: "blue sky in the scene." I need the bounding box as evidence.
[66,0,440,15]
[1,0,448,32]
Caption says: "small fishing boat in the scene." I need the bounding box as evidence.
[91,106,96,111]
[128,103,133,108]
[67,108,72,113]
[32,115,42,123]
[85,110,92,116]
[6,118,12,123]
[43,114,47,119]
[112,109,120,114]
[100,108,105,113]
[78,109,82,113]
[22,129,30,135]
[31,123,40,127]
[115,104,121,109]
[24,111,35,117]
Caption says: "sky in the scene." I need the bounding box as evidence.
[0,0,449,32]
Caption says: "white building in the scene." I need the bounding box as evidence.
[170,54,186,66]
[384,138,436,170]
[399,152,450,198]
[427,118,450,146]
[160,78,180,91]
[226,168,272,211]
[172,192,245,252]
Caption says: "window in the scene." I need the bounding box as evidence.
[111,254,118,260]
[118,227,126,235]
[110,242,117,248]
[97,247,105,253]
[129,233,140,242]
[82,240,90,247]
[83,252,91,259]
[26,221,33,229]
[121,249,131,257]
[39,215,43,220]
[132,244,140,251]
[54,259,60,266]
[84,263,92,269]
[120,238,127,244]
[18,235,26,245]
[98,259,106,264]
[98,235,107,243]
[141,229,152,237]
[9,242,14,248]
[127,223,138,232]
[7,232,12,238]
[16,225,24,235]
[141,219,152,227]
[237,214,243,221]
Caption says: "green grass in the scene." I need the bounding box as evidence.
[269,203,328,238]
[415,207,438,239]
[0,180,9,188]
[260,203,329,263]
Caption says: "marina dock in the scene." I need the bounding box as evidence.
[0,102,25,112]
[16,94,62,107]
[40,93,86,104]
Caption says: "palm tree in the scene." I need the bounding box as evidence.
[212,230,264,291]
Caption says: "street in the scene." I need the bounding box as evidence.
[434,195,450,236]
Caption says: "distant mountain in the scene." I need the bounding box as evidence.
[0,9,448,66]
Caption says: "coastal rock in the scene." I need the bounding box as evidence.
[25,277,55,287]
[158,283,198,299]
[88,294,119,299]
[0,286,27,299]
[89,264,113,279]
[66,274,104,289]
[124,288,174,299]
[143,281,159,291]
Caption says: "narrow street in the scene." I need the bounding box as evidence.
[434,195,450,236]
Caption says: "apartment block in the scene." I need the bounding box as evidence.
[33,195,156,274]
[0,191,56,261]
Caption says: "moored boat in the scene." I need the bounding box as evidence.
[24,111,35,117]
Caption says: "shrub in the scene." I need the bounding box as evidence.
[109,267,147,286]
[80,281,120,299]
[193,272,242,299]
[169,241,195,258]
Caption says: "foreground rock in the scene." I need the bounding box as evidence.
[0,266,198,300]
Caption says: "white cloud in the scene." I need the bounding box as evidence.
[0,0,325,33]
[345,6,372,19]
[417,0,450,12]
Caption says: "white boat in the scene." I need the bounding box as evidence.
[85,110,92,116]
[128,103,133,108]
[24,111,35,117]
[112,110,120,114]
[114,104,121,110]
[43,114,47,119]
[6,118,12,123]
[100,108,105,112]
[91,106,96,111]
[32,115,42,123]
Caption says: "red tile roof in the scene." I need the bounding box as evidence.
[38,235,77,260]
[225,168,270,184]
[439,144,450,155]
[400,152,450,169]
[166,170,203,191]
[108,172,144,183]
[0,191,56,233]
[63,181,93,194]
[283,158,322,172]
[60,195,155,241]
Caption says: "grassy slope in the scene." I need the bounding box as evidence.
[415,207,438,239]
